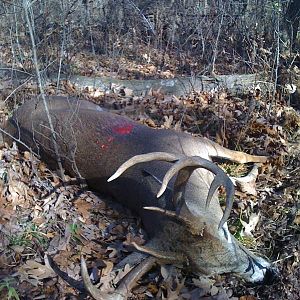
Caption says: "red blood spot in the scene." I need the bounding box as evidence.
[94,136,115,152]
[113,124,134,135]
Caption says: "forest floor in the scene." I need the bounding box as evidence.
[0,52,299,300]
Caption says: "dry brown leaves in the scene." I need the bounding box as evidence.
[0,78,299,299]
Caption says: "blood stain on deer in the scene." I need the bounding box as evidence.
[113,124,134,135]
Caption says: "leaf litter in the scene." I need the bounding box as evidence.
[0,80,299,299]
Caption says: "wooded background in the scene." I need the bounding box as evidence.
[0,2,299,300]
[0,0,299,84]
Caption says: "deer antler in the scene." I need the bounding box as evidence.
[108,152,180,182]
[108,152,235,229]
[81,256,156,300]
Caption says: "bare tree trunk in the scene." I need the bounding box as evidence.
[210,5,224,75]
[285,0,300,49]
[268,2,281,117]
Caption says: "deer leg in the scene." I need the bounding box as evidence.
[230,163,261,195]
[203,138,268,163]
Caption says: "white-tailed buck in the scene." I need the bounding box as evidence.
[3,96,278,300]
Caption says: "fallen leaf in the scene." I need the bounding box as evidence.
[18,259,55,285]
[74,198,92,220]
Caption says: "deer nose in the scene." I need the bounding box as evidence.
[262,267,280,285]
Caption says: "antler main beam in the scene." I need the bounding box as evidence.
[108,152,235,229]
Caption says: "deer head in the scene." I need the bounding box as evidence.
[107,152,278,284]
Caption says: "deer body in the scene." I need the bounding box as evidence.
[4,96,277,296]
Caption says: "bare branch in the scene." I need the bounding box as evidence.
[23,0,65,181]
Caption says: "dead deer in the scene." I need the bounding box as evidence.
[3,96,278,299]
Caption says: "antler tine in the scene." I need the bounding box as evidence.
[206,174,228,209]
[81,256,115,300]
[116,256,157,293]
[166,167,192,213]
[144,206,204,235]
[81,255,156,300]
[217,184,235,230]
[108,152,180,182]
[157,156,235,229]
